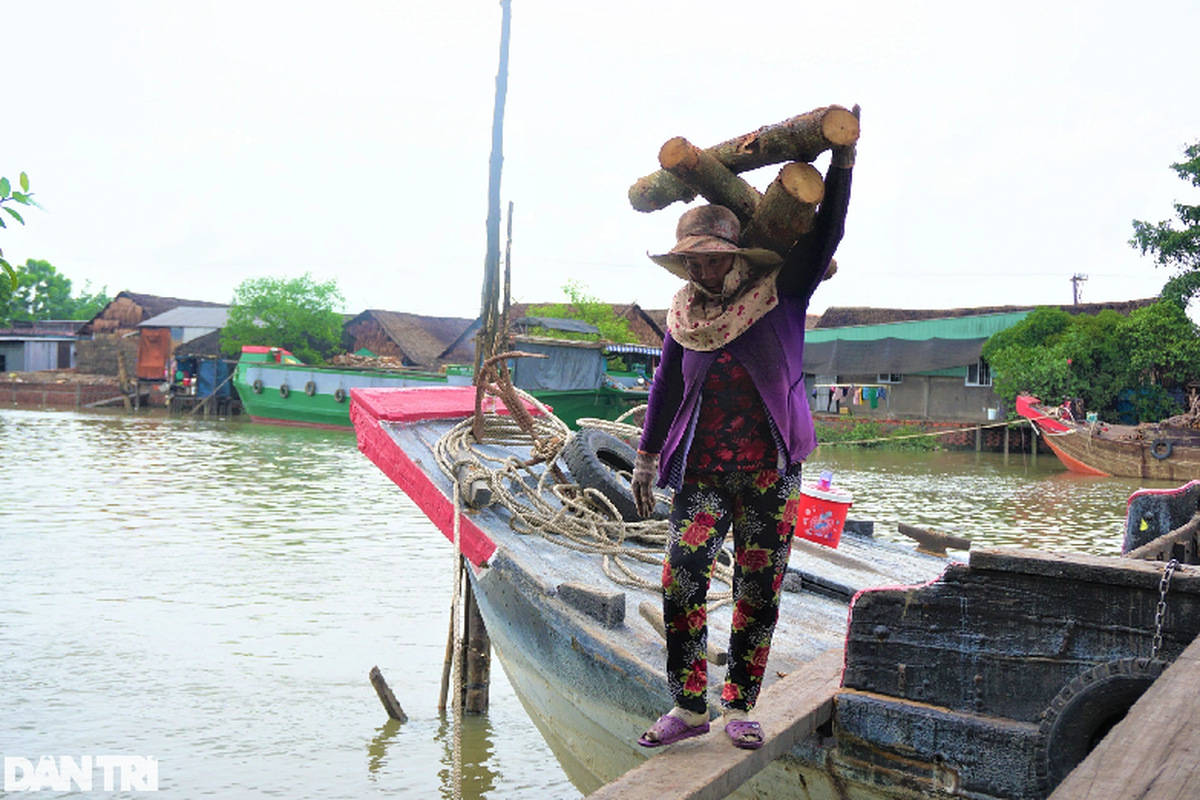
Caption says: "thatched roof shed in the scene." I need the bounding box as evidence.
[79,292,227,337]
[343,309,478,368]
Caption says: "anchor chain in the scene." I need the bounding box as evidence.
[1150,558,1178,661]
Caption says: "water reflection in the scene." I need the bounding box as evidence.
[366,718,401,775]
[437,714,498,800]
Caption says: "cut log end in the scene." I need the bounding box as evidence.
[658,136,700,171]
[821,107,860,148]
[779,162,825,205]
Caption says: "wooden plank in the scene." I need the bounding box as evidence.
[586,648,842,800]
[1049,635,1200,799]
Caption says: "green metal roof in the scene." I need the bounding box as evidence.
[805,311,1032,343]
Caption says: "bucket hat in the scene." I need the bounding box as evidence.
[649,204,783,279]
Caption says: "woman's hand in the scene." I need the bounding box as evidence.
[632,451,660,519]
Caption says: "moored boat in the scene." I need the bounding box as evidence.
[352,384,1200,799]
[1016,394,1200,480]
[233,332,648,429]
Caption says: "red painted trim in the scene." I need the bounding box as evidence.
[1126,480,1200,516]
[1014,395,1071,434]
[843,565,955,683]
[350,388,507,566]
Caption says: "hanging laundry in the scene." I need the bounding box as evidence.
[866,387,879,409]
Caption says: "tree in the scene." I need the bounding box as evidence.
[526,280,637,344]
[1130,141,1200,307]
[1119,300,1200,387]
[0,258,111,326]
[0,172,40,290]
[220,274,345,364]
[983,302,1200,423]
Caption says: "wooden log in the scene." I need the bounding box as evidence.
[629,106,859,213]
[369,665,409,723]
[658,137,762,225]
[462,576,491,714]
[740,162,824,255]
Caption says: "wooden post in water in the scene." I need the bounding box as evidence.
[116,349,133,413]
[1004,423,1010,460]
[438,556,464,713]
[369,666,408,722]
[461,575,491,713]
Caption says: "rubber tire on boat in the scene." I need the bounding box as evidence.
[1151,438,1173,460]
[252,379,264,394]
[1035,657,1167,794]
[561,427,669,522]
[279,383,290,398]
[333,388,347,403]
[304,381,317,397]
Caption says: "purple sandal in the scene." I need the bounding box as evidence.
[638,713,710,748]
[725,719,764,750]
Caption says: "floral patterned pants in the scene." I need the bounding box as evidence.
[661,463,802,714]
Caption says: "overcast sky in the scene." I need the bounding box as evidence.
[5,1,1199,321]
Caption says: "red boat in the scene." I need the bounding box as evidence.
[1016,394,1200,480]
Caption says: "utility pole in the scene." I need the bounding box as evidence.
[1071,273,1088,305]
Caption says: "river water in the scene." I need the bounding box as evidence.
[0,408,1172,798]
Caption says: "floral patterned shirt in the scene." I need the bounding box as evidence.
[685,350,778,472]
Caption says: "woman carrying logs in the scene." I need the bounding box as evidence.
[631,146,854,750]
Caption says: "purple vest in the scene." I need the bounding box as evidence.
[640,293,815,489]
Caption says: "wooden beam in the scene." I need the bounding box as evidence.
[586,648,842,800]
[1048,635,1200,799]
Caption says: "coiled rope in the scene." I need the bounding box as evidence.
[434,392,734,602]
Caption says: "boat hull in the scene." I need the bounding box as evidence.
[1016,395,1200,480]
[234,352,643,429]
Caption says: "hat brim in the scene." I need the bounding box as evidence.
[649,246,784,279]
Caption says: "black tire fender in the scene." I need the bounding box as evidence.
[252,379,264,394]
[1151,438,1173,460]
[333,388,347,403]
[279,383,290,398]
[304,381,317,397]
[561,427,669,522]
[1035,657,1167,794]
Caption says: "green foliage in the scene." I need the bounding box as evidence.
[527,280,637,344]
[1119,300,1200,386]
[0,258,111,326]
[982,302,1200,423]
[1130,140,1200,306]
[221,273,345,364]
[814,420,940,451]
[0,172,39,291]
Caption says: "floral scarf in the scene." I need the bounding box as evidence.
[666,256,780,352]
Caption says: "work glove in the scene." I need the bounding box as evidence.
[631,450,659,519]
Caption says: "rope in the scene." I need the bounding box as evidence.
[817,417,1032,447]
[434,393,734,602]
[450,476,464,800]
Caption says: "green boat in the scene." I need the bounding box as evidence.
[233,335,649,430]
